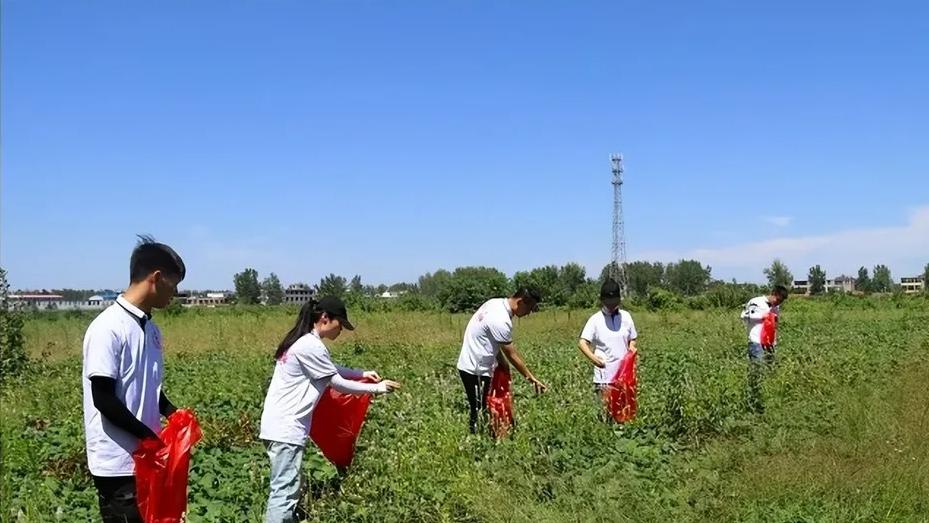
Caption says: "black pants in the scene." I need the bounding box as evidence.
[92,475,142,523]
[459,370,491,433]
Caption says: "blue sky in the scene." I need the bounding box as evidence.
[3,1,927,290]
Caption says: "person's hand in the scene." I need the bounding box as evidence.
[592,356,606,368]
[381,380,402,393]
[363,370,382,382]
[141,435,165,451]
[528,376,548,394]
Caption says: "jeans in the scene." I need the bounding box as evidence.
[459,370,491,433]
[747,342,773,413]
[92,475,142,523]
[264,440,305,523]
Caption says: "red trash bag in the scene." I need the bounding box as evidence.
[760,312,778,347]
[607,351,637,423]
[310,378,374,469]
[133,409,202,523]
[487,366,514,438]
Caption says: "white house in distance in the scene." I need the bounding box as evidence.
[377,290,407,299]
[9,293,65,309]
[187,292,229,306]
[284,283,314,305]
[900,275,925,294]
[792,275,856,295]
[87,291,119,307]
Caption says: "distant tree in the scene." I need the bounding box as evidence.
[513,265,562,305]
[871,264,893,293]
[558,263,588,298]
[349,275,364,295]
[567,279,599,309]
[808,265,826,295]
[763,259,793,289]
[388,282,416,293]
[924,263,929,294]
[438,266,510,313]
[0,267,27,383]
[233,268,261,304]
[599,261,620,284]
[666,259,712,296]
[261,273,284,305]
[418,270,451,298]
[317,274,348,299]
[856,266,872,293]
[625,261,665,298]
[52,289,96,301]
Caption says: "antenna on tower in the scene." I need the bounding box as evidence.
[610,154,628,297]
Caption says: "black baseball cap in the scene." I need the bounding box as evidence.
[316,296,354,330]
[600,279,622,299]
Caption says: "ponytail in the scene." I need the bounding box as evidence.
[274,299,321,360]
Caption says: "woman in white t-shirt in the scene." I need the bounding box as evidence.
[578,279,638,418]
[259,296,400,523]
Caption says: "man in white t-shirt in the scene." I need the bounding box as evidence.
[82,236,186,523]
[740,285,788,412]
[456,288,547,433]
[578,278,638,416]
[740,285,788,363]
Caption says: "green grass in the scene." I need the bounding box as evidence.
[2,298,928,522]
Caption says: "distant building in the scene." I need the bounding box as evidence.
[10,293,65,308]
[187,292,228,306]
[88,290,119,307]
[284,283,314,305]
[900,276,925,294]
[377,290,406,299]
[827,275,856,293]
[792,275,856,295]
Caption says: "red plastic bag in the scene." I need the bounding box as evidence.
[310,378,374,468]
[760,312,778,347]
[607,351,637,423]
[133,409,202,523]
[487,366,514,438]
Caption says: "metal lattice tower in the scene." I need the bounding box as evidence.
[610,154,628,296]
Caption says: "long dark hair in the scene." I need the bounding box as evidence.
[274,299,322,360]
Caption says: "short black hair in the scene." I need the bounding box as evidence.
[772,285,789,301]
[130,235,186,283]
[512,287,542,303]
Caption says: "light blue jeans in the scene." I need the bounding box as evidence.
[746,342,773,413]
[264,440,305,523]
[748,342,775,365]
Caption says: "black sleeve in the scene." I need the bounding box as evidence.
[89,376,158,440]
[159,391,177,417]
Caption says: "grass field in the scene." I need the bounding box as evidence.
[2,297,928,522]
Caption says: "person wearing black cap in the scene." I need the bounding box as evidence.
[456,287,548,434]
[259,296,400,523]
[578,278,638,416]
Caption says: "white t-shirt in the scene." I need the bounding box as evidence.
[456,298,513,377]
[82,296,164,477]
[740,296,780,344]
[259,332,341,446]
[580,309,638,384]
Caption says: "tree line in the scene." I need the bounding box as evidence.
[232,261,929,313]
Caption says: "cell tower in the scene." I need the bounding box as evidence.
[610,154,628,295]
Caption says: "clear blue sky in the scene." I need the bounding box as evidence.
[3,1,927,290]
